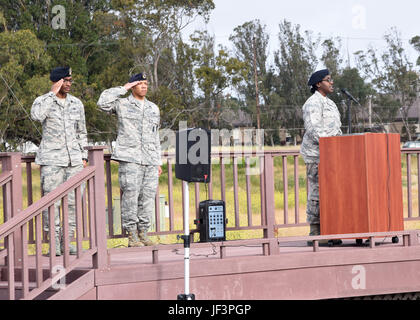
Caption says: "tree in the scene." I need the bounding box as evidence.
[272,20,319,142]
[229,19,275,138]
[0,1,126,143]
[410,36,420,67]
[0,29,51,149]
[320,38,343,77]
[355,28,419,140]
[190,30,247,129]
[229,20,269,102]
[154,38,199,129]
[112,0,215,92]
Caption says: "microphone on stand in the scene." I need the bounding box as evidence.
[340,88,358,134]
[340,88,387,134]
[340,88,361,105]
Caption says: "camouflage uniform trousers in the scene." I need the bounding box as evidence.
[306,163,320,225]
[40,164,84,237]
[119,162,159,232]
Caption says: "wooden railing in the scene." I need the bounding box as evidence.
[402,148,420,220]
[103,151,273,239]
[101,150,309,239]
[8,148,420,242]
[0,147,107,300]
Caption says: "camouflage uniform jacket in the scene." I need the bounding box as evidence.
[31,91,88,166]
[97,86,162,166]
[300,90,342,163]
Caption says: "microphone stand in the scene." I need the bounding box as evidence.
[341,89,360,134]
[177,180,195,300]
[345,96,352,134]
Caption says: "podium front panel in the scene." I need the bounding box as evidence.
[318,133,404,235]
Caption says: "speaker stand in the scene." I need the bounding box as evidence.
[177,181,195,300]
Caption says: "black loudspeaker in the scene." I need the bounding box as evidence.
[175,128,211,183]
[195,200,226,242]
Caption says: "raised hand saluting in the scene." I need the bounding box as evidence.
[51,79,64,96]
[124,81,141,91]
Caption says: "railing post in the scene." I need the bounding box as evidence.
[263,154,276,239]
[86,146,108,269]
[408,231,420,246]
[1,153,23,265]
[263,153,279,255]
[259,155,266,226]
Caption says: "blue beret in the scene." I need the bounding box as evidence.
[50,67,72,82]
[129,73,147,83]
[308,69,330,86]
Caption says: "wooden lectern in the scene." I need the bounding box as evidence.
[319,133,404,235]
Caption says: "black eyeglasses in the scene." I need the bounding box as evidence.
[322,78,333,83]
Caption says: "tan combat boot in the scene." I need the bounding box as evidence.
[127,229,144,247]
[138,230,156,246]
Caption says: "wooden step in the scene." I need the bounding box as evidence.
[0,268,94,300]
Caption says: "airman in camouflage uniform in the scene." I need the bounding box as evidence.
[31,67,88,255]
[301,69,342,242]
[97,73,162,247]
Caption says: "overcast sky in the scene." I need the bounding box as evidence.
[184,0,420,68]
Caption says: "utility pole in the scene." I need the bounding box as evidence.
[252,37,261,130]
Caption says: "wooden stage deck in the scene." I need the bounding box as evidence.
[6,232,419,300]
